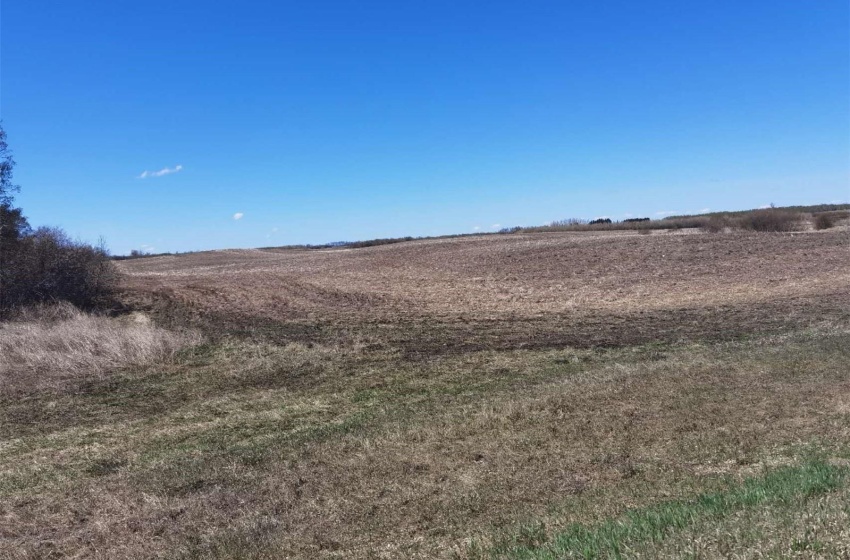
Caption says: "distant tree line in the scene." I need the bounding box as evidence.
[498,204,847,235]
[0,125,117,316]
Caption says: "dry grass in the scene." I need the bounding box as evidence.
[2,229,849,558]
[0,303,202,393]
[2,327,849,558]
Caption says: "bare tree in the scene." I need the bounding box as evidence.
[0,124,115,314]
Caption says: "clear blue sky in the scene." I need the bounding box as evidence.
[2,1,848,254]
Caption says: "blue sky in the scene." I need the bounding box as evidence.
[2,1,848,254]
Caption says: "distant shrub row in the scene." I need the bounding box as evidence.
[701,210,801,233]
[258,233,490,253]
[112,249,179,260]
[512,215,705,233]
[661,203,850,221]
[502,205,848,235]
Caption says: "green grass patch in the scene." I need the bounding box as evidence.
[478,460,848,559]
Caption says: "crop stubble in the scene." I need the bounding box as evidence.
[120,229,850,354]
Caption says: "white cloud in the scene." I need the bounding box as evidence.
[655,210,679,216]
[473,226,481,231]
[233,212,244,220]
[138,164,183,179]
[699,208,711,213]
[490,223,501,229]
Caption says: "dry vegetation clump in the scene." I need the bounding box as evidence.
[814,213,837,230]
[0,302,202,392]
[702,215,733,233]
[736,209,802,232]
[0,227,119,315]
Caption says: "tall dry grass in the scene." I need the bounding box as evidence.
[0,303,202,392]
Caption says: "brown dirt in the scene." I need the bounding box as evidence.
[120,229,850,353]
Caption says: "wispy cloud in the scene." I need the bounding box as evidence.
[654,210,679,216]
[490,223,501,229]
[472,226,481,231]
[233,212,244,220]
[138,164,183,179]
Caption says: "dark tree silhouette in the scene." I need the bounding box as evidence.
[0,124,31,242]
[0,124,117,314]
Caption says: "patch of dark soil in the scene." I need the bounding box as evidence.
[385,291,850,359]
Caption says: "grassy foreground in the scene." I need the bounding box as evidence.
[472,460,850,559]
[2,317,849,558]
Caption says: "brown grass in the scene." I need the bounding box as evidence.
[0,302,202,393]
[2,328,848,558]
[2,229,849,558]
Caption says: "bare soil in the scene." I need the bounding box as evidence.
[121,229,850,353]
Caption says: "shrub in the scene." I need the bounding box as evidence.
[0,227,118,314]
[703,215,731,233]
[736,210,800,232]
[814,213,836,230]
[499,226,523,234]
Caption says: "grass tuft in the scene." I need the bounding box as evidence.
[0,302,202,392]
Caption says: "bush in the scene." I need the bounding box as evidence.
[813,213,836,230]
[0,227,118,314]
[702,215,731,233]
[736,210,800,232]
